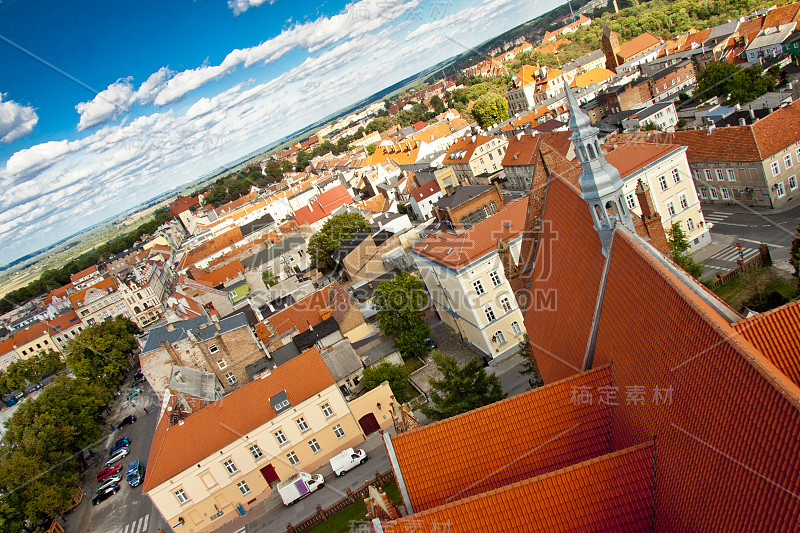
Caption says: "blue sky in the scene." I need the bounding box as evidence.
[0,0,557,267]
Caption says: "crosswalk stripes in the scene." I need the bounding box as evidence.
[121,514,149,533]
[709,246,760,263]
[703,212,731,223]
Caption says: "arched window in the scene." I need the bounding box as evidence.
[687,218,695,231]
[483,206,490,218]
[593,204,605,223]
[511,321,522,336]
[587,143,596,159]
[461,216,469,227]
[494,331,507,345]
[490,202,497,213]
[605,201,619,218]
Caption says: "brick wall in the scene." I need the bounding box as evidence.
[435,184,505,232]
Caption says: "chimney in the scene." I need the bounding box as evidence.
[635,179,670,257]
[471,135,477,143]
[748,109,755,120]
[516,132,523,141]
[739,118,747,126]
[707,125,715,135]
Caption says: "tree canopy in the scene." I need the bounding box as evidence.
[420,352,506,421]
[0,351,64,393]
[65,316,140,390]
[667,222,703,279]
[361,362,413,403]
[306,212,371,271]
[372,271,431,358]
[471,93,510,129]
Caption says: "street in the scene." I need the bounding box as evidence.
[64,375,170,533]
[696,202,800,277]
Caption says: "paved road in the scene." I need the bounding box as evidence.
[698,203,800,277]
[65,375,169,533]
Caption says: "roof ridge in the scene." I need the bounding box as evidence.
[395,362,612,439]
[615,228,800,408]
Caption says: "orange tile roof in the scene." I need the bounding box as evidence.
[0,337,17,356]
[412,198,528,270]
[142,347,335,492]
[501,133,539,166]
[389,364,614,513]
[190,260,245,286]
[385,441,655,532]
[410,181,441,202]
[356,194,389,213]
[411,118,470,144]
[604,143,681,178]
[443,135,497,164]
[736,17,764,37]
[179,227,243,269]
[570,67,615,88]
[733,300,800,388]
[763,3,800,28]
[511,64,538,88]
[216,191,258,215]
[618,32,661,60]
[12,321,49,346]
[536,38,570,55]
[266,282,348,336]
[364,140,425,167]
[68,276,116,309]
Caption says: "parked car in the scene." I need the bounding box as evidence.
[126,388,142,400]
[424,338,437,350]
[96,473,122,492]
[277,472,324,506]
[92,482,121,505]
[109,437,131,455]
[118,414,137,428]
[104,447,129,467]
[132,374,145,385]
[96,465,123,482]
[126,460,145,487]
[329,448,367,476]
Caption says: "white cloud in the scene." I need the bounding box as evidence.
[134,67,174,104]
[227,0,277,16]
[75,78,136,131]
[0,95,38,144]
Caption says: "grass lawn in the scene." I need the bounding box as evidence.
[305,480,402,533]
[401,356,424,374]
[713,267,797,312]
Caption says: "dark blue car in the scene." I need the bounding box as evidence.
[109,437,131,455]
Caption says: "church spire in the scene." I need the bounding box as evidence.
[564,80,634,253]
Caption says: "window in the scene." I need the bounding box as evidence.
[720,188,730,200]
[208,344,219,354]
[714,169,724,181]
[671,168,681,184]
[679,194,688,210]
[490,202,497,213]
[494,331,507,345]
[776,181,786,198]
[727,168,736,181]
[500,297,512,313]
[296,417,310,432]
[658,175,668,191]
[237,481,251,495]
[796,147,800,161]
[321,403,334,418]
[666,201,676,217]
[217,359,227,370]
[687,218,695,231]
[625,193,636,210]
[275,430,287,446]
[484,306,496,323]
[309,439,321,453]
[287,452,300,466]
[511,321,522,336]
[772,161,780,176]
[175,489,189,504]
[249,444,263,460]
[223,459,238,475]
[225,373,237,385]
[785,154,792,168]
[472,280,485,296]
[489,270,501,287]
[699,188,708,199]
[704,169,713,181]
[790,175,798,191]
[333,424,345,439]
[709,188,719,200]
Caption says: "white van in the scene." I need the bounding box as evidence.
[329,448,367,476]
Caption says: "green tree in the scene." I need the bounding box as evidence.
[65,316,139,390]
[262,270,278,288]
[667,222,703,279]
[372,271,431,358]
[420,353,506,421]
[728,65,776,104]
[641,121,663,131]
[295,150,311,171]
[790,220,800,279]
[516,334,543,387]
[366,116,393,133]
[429,94,446,115]
[471,93,509,128]
[306,212,371,271]
[366,143,377,155]
[361,362,413,403]
[696,60,739,100]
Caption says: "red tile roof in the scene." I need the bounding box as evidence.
[412,198,528,270]
[389,364,614,513]
[142,347,336,492]
[732,300,800,388]
[385,441,656,532]
[68,277,117,309]
[190,260,245,286]
[0,338,17,356]
[178,227,243,269]
[12,321,50,346]
[266,282,348,336]
[168,195,201,217]
[410,181,441,202]
[501,133,539,167]
[763,3,800,28]
[618,32,661,60]
[46,311,81,335]
[443,135,497,163]
[70,265,98,283]
[294,185,354,226]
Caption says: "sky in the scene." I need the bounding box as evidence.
[0,0,558,267]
